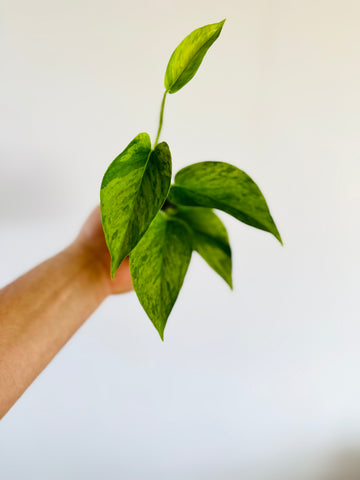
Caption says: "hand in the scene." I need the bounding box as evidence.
[0,205,133,418]
[74,206,133,296]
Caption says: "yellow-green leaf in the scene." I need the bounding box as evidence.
[164,19,225,94]
[169,161,282,244]
[130,212,193,340]
[174,206,232,288]
[100,133,172,278]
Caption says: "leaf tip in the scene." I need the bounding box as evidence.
[110,257,119,279]
[274,229,283,246]
[269,218,283,246]
[157,326,165,341]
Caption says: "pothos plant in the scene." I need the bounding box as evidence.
[100,19,282,340]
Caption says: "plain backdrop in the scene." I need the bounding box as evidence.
[1,0,359,478]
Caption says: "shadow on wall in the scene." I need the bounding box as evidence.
[320,448,360,480]
[207,446,360,480]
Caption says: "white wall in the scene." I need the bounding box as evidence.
[1,1,359,478]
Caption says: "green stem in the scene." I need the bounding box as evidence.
[154,90,168,147]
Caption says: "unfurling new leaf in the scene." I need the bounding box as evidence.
[130,212,193,340]
[164,19,225,94]
[169,161,282,244]
[100,133,172,278]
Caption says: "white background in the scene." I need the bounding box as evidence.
[1,1,359,478]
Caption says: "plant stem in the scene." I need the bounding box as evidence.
[154,90,168,147]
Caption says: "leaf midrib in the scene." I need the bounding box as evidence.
[172,184,270,232]
[119,147,154,257]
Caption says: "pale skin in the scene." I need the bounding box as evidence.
[0,206,133,419]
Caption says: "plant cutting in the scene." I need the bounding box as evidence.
[100,19,282,340]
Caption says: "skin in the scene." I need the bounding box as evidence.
[0,206,133,419]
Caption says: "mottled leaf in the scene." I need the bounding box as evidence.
[173,206,232,288]
[130,212,193,340]
[169,161,282,244]
[164,19,225,94]
[100,133,172,278]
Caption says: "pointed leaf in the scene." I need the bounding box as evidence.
[174,206,232,288]
[130,212,192,340]
[164,19,225,94]
[100,133,172,278]
[169,161,282,244]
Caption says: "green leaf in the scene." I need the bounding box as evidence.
[130,212,193,340]
[100,133,172,278]
[164,19,225,94]
[169,161,282,244]
[173,206,232,288]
